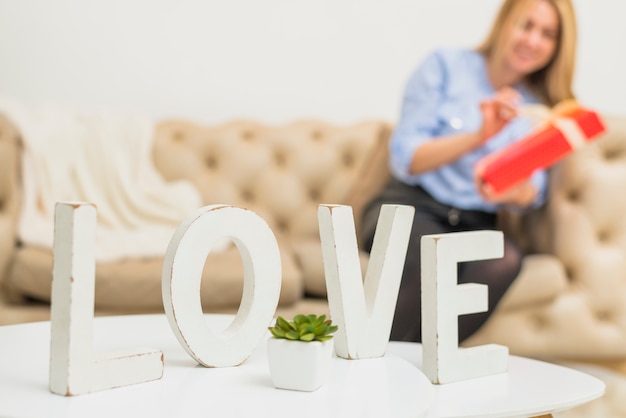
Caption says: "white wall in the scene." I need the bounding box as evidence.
[0,0,624,124]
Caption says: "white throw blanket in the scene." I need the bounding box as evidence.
[0,97,202,261]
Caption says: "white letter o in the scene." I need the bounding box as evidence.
[162,205,282,367]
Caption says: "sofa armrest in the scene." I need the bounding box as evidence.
[463,253,569,350]
[0,114,22,289]
[495,254,568,313]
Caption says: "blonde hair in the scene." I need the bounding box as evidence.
[477,0,577,106]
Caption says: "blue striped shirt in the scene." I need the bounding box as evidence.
[390,48,548,212]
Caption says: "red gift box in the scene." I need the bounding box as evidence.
[478,106,606,194]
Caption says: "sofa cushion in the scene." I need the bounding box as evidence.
[8,242,303,311]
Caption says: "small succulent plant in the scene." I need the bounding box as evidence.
[268,314,338,342]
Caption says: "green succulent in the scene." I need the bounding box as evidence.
[268,314,338,342]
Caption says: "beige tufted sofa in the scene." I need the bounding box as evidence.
[0,114,390,313]
[2,110,626,363]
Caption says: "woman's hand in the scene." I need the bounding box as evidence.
[474,170,537,207]
[477,87,522,143]
[407,87,523,175]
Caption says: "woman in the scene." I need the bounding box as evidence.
[361,0,577,343]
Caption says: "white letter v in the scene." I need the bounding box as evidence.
[318,204,414,359]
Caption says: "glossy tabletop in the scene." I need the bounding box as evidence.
[0,314,605,418]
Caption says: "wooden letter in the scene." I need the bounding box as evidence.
[162,205,281,367]
[318,204,414,359]
[421,230,508,384]
[49,202,163,396]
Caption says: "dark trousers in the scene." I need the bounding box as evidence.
[360,178,522,343]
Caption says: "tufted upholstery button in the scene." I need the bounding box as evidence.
[603,147,624,161]
[241,130,255,141]
[598,230,610,243]
[241,189,255,203]
[205,155,218,169]
[530,314,549,330]
[172,130,185,142]
[596,310,613,322]
[308,189,321,202]
[311,130,323,141]
[566,188,580,202]
[275,219,289,234]
[342,151,355,168]
[274,152,287,167]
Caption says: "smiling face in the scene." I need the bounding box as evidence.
[502,0,561,80]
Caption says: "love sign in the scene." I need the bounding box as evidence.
[49,202,507,396]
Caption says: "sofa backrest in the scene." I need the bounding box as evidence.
[152,119,392,243]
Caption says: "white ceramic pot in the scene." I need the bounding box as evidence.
[267,337,334,392]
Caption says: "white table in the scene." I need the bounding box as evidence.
[0,314,604,418]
